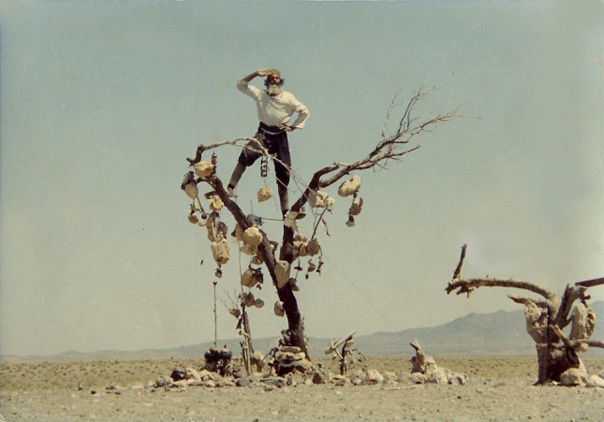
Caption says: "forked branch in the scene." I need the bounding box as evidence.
[290,88,461,212]
[446,244,556,301]
[446,277,557,301]
[508,295,550,309]
[445,244,604,384]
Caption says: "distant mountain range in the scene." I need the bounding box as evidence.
[6,301,603,362]
[355,300,603,357]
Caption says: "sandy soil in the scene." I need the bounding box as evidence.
[1,356,604,422]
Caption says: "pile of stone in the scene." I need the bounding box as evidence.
[155,367,236,389]
[151,365,423,391]
[123,357,604,392]
[138,340,604,392]
[271,346,312,375]
[558,365,604,388]
[409,339,468,385]
[409,360,468,386]
[329,368,399,387]
[203,346,232,376]
[146,339,466,392]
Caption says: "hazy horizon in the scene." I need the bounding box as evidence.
[4,300,604,360]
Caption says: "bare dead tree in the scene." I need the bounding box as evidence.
[183,87,459,360]
[446,244,604,385]
[325,331,365,376]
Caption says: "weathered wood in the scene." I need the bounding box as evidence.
[452,244,467,280]
[446,244,604,385]
[324,332,359,376]
[446,277,556,302]
[522,300,548,344]
[553,284,588,330]
[325,331,356,355]
[565,339,604,349]
[508,294,549,309]
[569,303,596,340]
[276,283,308,358]
[575,277,604,288]
[410,339,429,374]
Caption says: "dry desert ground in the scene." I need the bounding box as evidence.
[1,356,604,422]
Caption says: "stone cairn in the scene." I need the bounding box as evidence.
[409,339,467,385]
[130,356,604,393]
[129,337,604,393]
[270,345,312,376]
[146,336,469,392]
[203,346,232,377]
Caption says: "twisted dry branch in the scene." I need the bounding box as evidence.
[554,284,589,330]
[447,244,556,301]
[549,325,604,350]
[508,294,550,309]
[575,277,604,288]
[289,89,460,212]
[446,278,557,302]
[452,244,467,280]
[187,138,256,166]
[187,137,294,178]
[565,340,604,349]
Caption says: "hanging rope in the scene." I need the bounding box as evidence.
[213,280,218,348]
[323,255,400,333]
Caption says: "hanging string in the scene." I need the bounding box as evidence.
[221,141,400,338]
[213,280,218,347]
[322,254,400,333]
[253,142,317,221]
[259,156,286,217]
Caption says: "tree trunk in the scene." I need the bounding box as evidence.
[277,283,307,357]
[252,224,308,357]
[535,344,578,384]
[275,225,308,356]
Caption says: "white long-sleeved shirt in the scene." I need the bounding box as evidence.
[237,80,310,129]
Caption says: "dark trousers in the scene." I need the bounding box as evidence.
[231,123,291,213]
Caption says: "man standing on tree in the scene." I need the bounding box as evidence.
[227,68,310,217]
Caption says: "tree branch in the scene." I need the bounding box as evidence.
[550,325,604,350]
[452,244,467,280]
[553,284,588,330]
[445,277,557,301]
[289,87,461,212]
[508,294,550,309]
[565,340,604,349]
[186,138,258,166]
[575,277,604,288]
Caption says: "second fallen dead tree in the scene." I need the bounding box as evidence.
[446,244,604,386]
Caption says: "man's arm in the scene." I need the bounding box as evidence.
[239,68,275,84]
[237,69,276,98]
[281,97,309,132]
[239,70,259,84]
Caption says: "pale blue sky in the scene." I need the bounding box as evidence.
[1,1,603,357]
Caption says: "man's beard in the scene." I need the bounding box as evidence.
[267,84,282,96]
